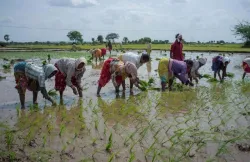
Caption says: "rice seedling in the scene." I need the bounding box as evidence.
[94,119,99,130]
[5,130,14,150]
[43,135,47,147]
[202,74,212,79]
[227,72,235,78]
[48,89,57,97]
[2,64,11,69]
[148,77,155,86]
[92,138,97,146]
[59,124,65,137]
[152,150,158,162]
[9,151,16,162]
[108,152,115,162]
[106,133,113,152]
[128,152,135,162]
[16,106,20,117]
[42,60,47,65]
[207,78,219,82]
[155,58,161,60]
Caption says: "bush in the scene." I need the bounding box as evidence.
[243,41,250,48]
[0,42,7,47]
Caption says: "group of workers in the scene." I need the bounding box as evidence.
[13,34,250,108]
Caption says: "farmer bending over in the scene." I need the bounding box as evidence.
[189,58,207,83]
[97,58,139,96]
[158,58,194,91]
[14,61,57,109]
[242,57,250,80]
[54,57,87,102]
[118,52,150,92]
[211,56,230,82]
[91,48,107,63]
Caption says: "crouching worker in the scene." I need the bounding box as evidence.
[211,56,230,82]
[14,61,57,109]
[97,58,139,96]
[189,58,207,83]
[91,48,107,63]
[118,52,150,92]
[242,57,250,80]
[158,58,194,91]
[54,57,87,102]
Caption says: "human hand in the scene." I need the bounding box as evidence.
[72,86,78,95]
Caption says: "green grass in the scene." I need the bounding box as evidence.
[4,43,250,52]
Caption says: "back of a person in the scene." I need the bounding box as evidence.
[191,59,200,72]
[56,58,75,74]
[172,59,186,73]
[25,62,44,80]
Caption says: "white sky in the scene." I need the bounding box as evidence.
[0,0,250,42]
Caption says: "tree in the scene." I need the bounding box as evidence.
[97,35,104,43]
[106,33,119,43]
[123,37,129,44]
[4,34,9,42]
[138,37,151,44]
[67,31,83,44]
[92,38,95,44]
[233,21,250,47]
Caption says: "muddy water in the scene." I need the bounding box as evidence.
[0,51,250,162]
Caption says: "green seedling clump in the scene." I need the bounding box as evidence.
[208,78,219,82]
[48,89,57,96]
[42,60,47,65]
[148,77,155,86]
[227,72,235,78]
[202,74,212,79]
[155,58,161,61]
[3,64,11,69]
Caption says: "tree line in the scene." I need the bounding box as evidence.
[1,21,250,47]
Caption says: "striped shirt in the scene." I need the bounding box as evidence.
[25,62,46,87]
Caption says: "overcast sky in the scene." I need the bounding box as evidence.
[0,0,250,42]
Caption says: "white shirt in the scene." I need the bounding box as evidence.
[119,52,142,69]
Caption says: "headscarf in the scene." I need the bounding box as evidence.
[44,64,57,79]
[75,57,87,70]
[125,62,137,80]
[222,57,230,65]
[198,58,207,65]
[176,34,183,42]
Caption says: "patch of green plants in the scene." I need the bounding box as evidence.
[208,78,219,82]
[2,64,11,69]
[202,74,212,79]
[48,89,57,96]
[227,72,235,78]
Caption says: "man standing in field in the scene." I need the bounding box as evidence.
[170,34,184,61]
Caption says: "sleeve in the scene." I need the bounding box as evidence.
[38,73,46,88]
[76,68,85,86]
[111,71,118,87]
[66,67,74,87]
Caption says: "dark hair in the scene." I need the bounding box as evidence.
[175,33,180,38]
[184,59,193,67]
[141,53,150,61]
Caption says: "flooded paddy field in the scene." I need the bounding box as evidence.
[0,51,250,162]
